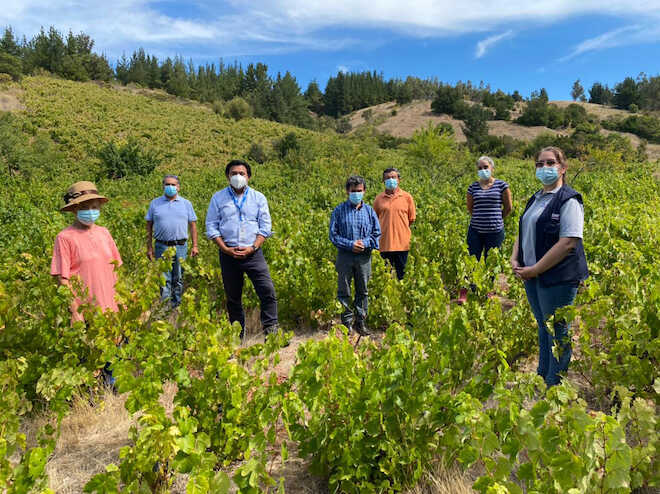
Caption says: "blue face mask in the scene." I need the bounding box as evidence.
[536,166,560,185]
[384,178,398,190]
[349,191,364,205]
[77,209,100,225]
[164,185,178,197]
[477,169,491,180]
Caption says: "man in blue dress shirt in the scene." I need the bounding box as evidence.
[205,159,278,338]
[330,175,381,336]
[146,174,199,308]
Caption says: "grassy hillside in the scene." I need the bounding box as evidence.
[1,76,658,493]
[348,99,660,160]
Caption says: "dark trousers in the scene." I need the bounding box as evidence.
[380,251,409,280]
[336,250,372,328]
[219,250,278,331]
[467,226,505,261]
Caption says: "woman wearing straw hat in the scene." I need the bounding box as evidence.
[51,181,122,323]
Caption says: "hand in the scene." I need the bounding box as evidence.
[510,259,520,271]
[352,240,365,253]
[233,246,250,259]
[514,265,538,281]
[190,246,199,257]
[147,248,154,261]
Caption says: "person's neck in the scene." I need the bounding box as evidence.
[543,178,562,193]
[385,187,397,195]
[350,200,362,209]
[479,177,494,186]
[231,186,246,195]
[73,220,93,230]
[166,194,177,201]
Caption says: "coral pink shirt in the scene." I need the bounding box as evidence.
[50,224,122,321]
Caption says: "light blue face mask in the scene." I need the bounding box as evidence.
[77,209,100,225]
[384,178,398,190]
[349,191,364,205]
[536,166,560,185]
[477,169,491,180]
[164,184,178,197]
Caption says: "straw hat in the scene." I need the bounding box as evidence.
[60,181,108,212]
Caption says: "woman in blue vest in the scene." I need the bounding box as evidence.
[510,146,588,386]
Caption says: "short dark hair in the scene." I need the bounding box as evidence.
[345,175,366,190]
[382,167,400,178]
[162,174,180,185]
[225,159,252,177]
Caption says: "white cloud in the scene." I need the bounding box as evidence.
[337,65,349,73]
[475,30,513,58]
[1,0,659,59]
[559,23,660,61]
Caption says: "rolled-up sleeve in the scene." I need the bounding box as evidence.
[257,194,272,238]
[205,194,221,239]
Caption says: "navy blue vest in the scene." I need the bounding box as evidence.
[518,185,589,287]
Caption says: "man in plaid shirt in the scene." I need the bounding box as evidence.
[329,175,381,335]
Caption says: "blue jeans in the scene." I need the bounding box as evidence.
[155,241,187,308]
[524,278,578,386]
[467,226,505,261]
[336,250,372,328]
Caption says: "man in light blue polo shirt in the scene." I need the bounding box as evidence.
[146,174,198,308]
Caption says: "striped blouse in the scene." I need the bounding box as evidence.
[467,179,509,233]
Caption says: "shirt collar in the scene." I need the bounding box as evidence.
[163,194,181,201]
[536,183,562,198]
[228,185,249,198]
[345,199,363,210]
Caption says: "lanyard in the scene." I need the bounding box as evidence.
[231,187,248,221]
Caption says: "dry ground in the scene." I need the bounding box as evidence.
[0,87,26,111]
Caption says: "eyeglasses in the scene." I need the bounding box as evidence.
[535,159,558,167]
[477,165,490,170]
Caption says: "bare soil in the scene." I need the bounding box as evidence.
[0,88,26,112]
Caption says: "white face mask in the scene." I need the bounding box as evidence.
[229,174,247,190]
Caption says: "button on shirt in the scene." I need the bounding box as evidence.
[145,195,197,242]
[205,186,272,247]
[329,200,381,253]
[521,184,584,266]
[373,189,416,252]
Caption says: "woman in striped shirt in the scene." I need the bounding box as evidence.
[466,156,513,260]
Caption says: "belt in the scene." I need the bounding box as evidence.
[156,239,187,246]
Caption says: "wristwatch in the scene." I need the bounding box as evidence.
[252,244,259,252]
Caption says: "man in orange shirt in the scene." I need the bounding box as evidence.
[373,168,416,280]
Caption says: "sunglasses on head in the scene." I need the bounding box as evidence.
[535,159,559,167]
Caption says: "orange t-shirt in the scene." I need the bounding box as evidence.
[50,225,122,321]
[373,189,416,252]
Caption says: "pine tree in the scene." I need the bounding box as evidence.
[571,79,585,101]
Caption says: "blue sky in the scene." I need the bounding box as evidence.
[3,1,660,99]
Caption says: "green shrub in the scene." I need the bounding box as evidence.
[629,103,639,113]
[602,114,660,144]
[336,117,352,134]
[362,109,373,122]
[97,138,161,179]
[391,109,398,116]
[376,133,409,149]
[247,143,268,164]
[212,100,225,116]
[225,96,252,121]
[274,132,300,159]
[0,52,22,82]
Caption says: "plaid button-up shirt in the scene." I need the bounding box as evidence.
[329,200,381,253]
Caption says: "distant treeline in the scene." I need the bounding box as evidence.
[0,25,658,133]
